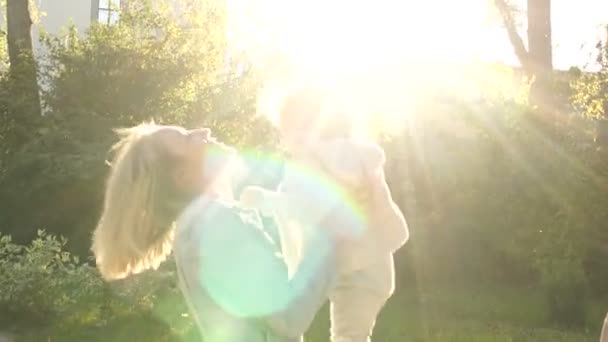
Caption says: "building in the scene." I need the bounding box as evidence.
[1,0,121,56]
[34,0,121,52]
[0,1,122,112]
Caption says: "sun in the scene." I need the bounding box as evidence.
[228,0,492,67]
[227,0,498,129]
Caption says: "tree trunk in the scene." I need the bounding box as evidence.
[7,0,34,69]
[527,0,552,74]
[527,0,553,111]
[494,0,553,79]
[6,0,41,117]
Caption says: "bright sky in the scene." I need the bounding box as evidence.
[490,0,608,71]
[226,0,607,129]
[227,0,608,72]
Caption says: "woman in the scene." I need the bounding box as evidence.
[91,123,335,341]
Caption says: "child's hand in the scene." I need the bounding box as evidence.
[239,186,266,209]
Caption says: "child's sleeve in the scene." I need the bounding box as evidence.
[317,141,409,248]
[240,177,334,226]
[372,164,410,248]
[239,185,286,216]
[361,143,410,249]
[314,140,385,186]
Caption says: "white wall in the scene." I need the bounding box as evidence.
[32,0,95,53]
[33,1,95,113]
[0,1,94,60]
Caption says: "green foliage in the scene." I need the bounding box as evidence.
[0,23,42,175]
[0,0,276,252]
[0,31,7,72]
[40,0,225,126]
[571,29,608,120]
[0,230,104,325]
[383,80,607,326]
[571,70,608,120]
[3,237,599,342]
[0,231,196,339]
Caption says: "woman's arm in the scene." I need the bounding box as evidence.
[196,203,335,338]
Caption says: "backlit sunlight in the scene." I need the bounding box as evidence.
[226,0,512,132]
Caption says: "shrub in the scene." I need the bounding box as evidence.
[383,80,606,326]
[0,230,105,326]
[0,230,193,337]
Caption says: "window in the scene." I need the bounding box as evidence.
[98,0,121,25]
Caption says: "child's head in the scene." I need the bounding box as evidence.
[316,110,354,140]
[278,87,354,152]
[92,123,234,280]
[278,87,323,151]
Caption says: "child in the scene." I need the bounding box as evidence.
[240,88,409,342]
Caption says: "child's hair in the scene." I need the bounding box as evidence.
[279,87,354,140]
[279,87,323,125]
[92,123,191,281]
[317,111,354,140]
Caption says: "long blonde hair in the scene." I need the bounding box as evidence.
[92,123,190,281]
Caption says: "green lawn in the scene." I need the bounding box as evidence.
[305,282,601,342]
[18,281,604,342]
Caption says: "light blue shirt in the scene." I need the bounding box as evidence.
[174,195,335,341]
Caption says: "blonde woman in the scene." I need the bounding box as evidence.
[241,88,409,342]
[92,123,336,342]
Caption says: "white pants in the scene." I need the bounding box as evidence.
[600,312,608,342]
[328,253,395,342]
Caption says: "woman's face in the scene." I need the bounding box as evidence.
[155,126,235,194]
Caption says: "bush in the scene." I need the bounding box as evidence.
[383,77,607,325]
[0,230,105,326]
[0,230,193,338]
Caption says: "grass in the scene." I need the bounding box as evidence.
[304,281,600,342]
[16,279,604,342]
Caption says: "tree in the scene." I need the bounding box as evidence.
[494,0,552,77]
[494,0,552,111]
[526,0,552,110]
[6,0,40,116]
[527,0,552,74]
[6,0,33,67]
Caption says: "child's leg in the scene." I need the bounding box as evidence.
[328,254,395,342]
[600,312,608,342]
